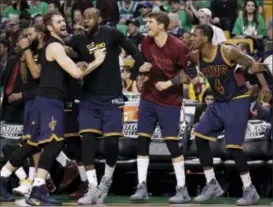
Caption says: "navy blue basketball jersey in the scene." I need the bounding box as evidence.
[199,44,248,101]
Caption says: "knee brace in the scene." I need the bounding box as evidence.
[10,143,39,168]
[165,140,183,159]
[81,133,98,166]
[195,137,213,168]
[104,136,119,167]
[227,148,249,174]
[38,140,64,172]
[137,136,151,156]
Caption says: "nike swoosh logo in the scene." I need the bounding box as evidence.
[31,199,40,206]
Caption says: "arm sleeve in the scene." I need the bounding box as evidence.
[115,29,145,79]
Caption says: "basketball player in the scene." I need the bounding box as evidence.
[157,24,271,206]
[130,12,191,204]
[68,8,144,205]
[0,11,106,205]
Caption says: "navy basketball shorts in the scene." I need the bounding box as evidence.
[27,96,64,146]
[79,95,123,137]
[137,98,181,140]
[64,103,79,138]
[193,96,251,149]
[22,100,36,140]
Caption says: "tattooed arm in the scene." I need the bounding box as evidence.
[223,45,272,102]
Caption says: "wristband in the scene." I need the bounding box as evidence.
[170,75,180,86]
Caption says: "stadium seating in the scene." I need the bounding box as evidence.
[224,31,230,39]
[264,5,272,25]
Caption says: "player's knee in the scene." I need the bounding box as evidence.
[104,137,119,167]
[165,140,183,159]
[195,136,209,148]
[82,132,97,149]
[10,143,38,168]
[81,133,98,166]
[137,136,151,156]
[227,148,249,173]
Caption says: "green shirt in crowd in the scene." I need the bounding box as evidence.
[232,14,267,37]
[27,1,48,17]
[178,10,192,32]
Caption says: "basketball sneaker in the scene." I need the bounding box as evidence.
[77,183,98,205]
[169,186,191,203]
[0,176,14,202]
[194,178,224,202]
[96,176,112,204]
[236,184,260,205]
[130,181,149,202]
[13,179,32,196]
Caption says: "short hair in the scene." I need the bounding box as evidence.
[195,24,214,43]
[147,12,170,31]
[237,42,251,55]
[48,0,61,11]
[43,11,63,27]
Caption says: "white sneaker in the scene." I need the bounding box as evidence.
[77,183,98,205]
[13,179,32,196]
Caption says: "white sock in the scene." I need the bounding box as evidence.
[78,166,87,182]
[28,167,36,181]
[33,178,45,187]
[104,164,115,179]
[240,173,252,188]
[15,167,27,181]
[0,165,13,178]
[137,156,149,184]
[173,161,185,187]
[55,151,70,167]
[204,168,216,183]
[86,169,98,186]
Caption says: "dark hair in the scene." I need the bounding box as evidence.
[147,12,170,31]
[243,0,258,27]
[43,11,63,34]
[202,88,214,104]
[12,0,29,11]
[195,24,214,43]
[48,0,61,11]
[237,42,251,55]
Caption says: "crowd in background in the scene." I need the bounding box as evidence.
[0,0,272,122]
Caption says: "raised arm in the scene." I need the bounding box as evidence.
[47,42,83,79]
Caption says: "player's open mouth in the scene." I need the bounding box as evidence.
[60,27,66,32]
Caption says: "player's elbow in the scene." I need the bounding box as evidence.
[72,71,83,79]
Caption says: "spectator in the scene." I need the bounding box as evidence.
[210,0,238,33]
[118,0,138,24]
[181,31,191,47]
[1,0,29,23]
[121,65,138,93]
[172,0,193,32]
[27,0,48,17]
[0,39,8,78]
[263,18,272,75]
[238,0,264,15]
[168,12,184,38]
[96,0,120,27]
[188,73,210,103]
[232,0,266,39]
[72,9,83,26]
[249,84,271,122]
[47,0,60,13]
[0,18,20,54]
[126,19,144,48]
[189,6,226,45]
[193,88,214,124]
[135,1,153,35]
[33,14,44,29]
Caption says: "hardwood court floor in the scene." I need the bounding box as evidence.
[1,196,272,206]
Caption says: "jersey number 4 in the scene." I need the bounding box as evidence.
[215,79,224,94]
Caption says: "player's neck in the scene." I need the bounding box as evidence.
[154,31,168,48]
[201,43,215,59]
[50,33,64,44]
